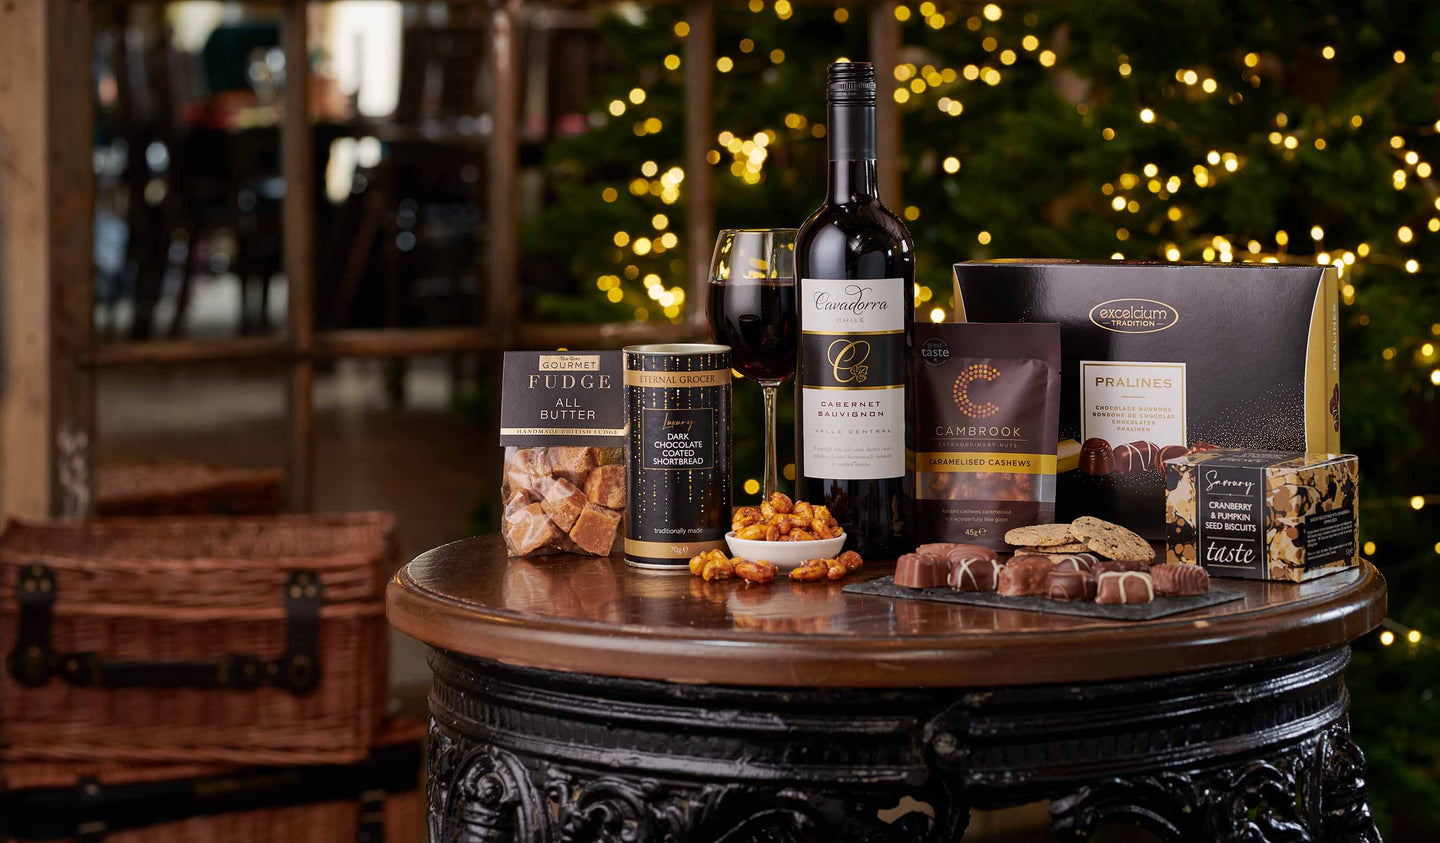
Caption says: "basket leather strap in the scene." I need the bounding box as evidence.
[7,565,323,696]
[273,571,324,693]
[77,778,107,842]
[7,565,57,686]
[357,788,388,843]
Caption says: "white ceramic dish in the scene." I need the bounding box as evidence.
[724,531,847,570]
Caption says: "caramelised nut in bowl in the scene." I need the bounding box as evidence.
[725,493,846,569]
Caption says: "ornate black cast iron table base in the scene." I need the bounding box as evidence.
[424,647,1380,842]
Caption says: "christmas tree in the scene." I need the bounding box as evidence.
[521,2,1440,832]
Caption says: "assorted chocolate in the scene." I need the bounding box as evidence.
[1164,448,1359,581]
[1150,562,1210,597]
[889,513,1205,609]
[998,556,1057,597]
[1095,571,1155,605]
[1045,569,1097,601]
[949,557,1004,592]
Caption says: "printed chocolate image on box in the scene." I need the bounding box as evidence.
[1164,448,1358,581]
[954,260,1342,539]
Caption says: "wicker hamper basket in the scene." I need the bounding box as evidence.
[0,717,424,843]
[97,461,284,517]
[0,514,395,766]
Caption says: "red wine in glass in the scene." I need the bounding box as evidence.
[706,279,797,382]
[706,228,798,499]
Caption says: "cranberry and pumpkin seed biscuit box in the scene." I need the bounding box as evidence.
[952,260,1341,539]
[1164,448,1358,581]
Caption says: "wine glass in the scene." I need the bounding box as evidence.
[706,229,798,500]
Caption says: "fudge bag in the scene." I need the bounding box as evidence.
[911,322,1062,550]
[500,352,626,557]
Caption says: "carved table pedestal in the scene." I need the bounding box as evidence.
[388,536,1387,842]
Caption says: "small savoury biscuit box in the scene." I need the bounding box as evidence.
[953,260,1341,539]
[1164,449,1359,581]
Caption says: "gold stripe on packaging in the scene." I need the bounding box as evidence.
[622,368,731,388]
[908,451,1059,475]
[624,537,728,559]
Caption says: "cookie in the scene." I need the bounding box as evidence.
[1011,542,1089,555]
[1070,516,1155,563]
[1002,523,1075,547]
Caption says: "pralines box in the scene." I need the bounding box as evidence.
[953,260,1341,538]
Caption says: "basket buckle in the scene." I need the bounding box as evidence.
[7,564,57,687]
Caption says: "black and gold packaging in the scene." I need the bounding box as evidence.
[954,260,1342,539]
[623,344,732,569]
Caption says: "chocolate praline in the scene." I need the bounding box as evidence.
[895,553,951,589]
[1079,438,1115,477]
[997,555,1057,597]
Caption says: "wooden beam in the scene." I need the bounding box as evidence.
[0,0,96,519]
[870,0,901,209]
[282,0,316,512]
[488,0,522,340]
[684,0,715,331]
[90,322,700,368]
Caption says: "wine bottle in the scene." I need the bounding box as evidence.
[795,61,915,557]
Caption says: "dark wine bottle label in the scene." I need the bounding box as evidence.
[799,278,905,479]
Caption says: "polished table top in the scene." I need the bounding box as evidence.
[386,534,1387,688]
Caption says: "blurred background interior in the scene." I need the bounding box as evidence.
[1,0,1438,839]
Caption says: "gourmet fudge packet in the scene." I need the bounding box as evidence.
[500,351,626,557]
[953,260,1341,539]
[909,322,1062,551]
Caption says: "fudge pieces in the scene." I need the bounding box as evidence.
[584,464,626,509]
[505,503,563,556]
[570,503,621,556]
[541,479,589,531]
[501,445,625,557]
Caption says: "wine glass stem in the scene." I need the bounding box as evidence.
[761,382,780,499]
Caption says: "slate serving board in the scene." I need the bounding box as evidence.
[844,576,1245,621]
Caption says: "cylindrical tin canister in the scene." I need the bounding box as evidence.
[623,343,732,569]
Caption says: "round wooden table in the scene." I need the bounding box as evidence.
[388,536,1387,842]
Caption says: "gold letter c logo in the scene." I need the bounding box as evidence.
[826,340,871,384]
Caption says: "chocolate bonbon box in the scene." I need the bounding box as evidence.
[953,260,1342,538]
[1164,448,1359,581]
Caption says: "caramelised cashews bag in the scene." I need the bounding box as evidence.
[500,351,626,557]
[910,322,1062,551]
